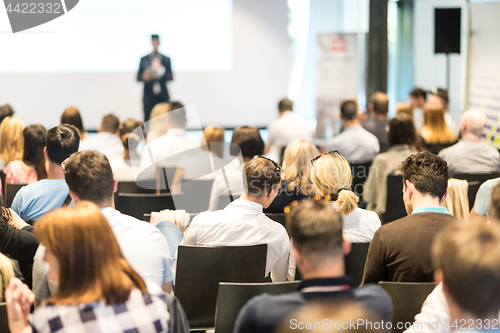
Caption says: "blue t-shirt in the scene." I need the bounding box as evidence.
[11,179,69,221]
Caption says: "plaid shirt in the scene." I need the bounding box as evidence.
[30,285,170,333]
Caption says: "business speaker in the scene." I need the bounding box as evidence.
[434,8,461,54]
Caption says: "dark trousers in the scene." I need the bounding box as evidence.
[143,94,168,122]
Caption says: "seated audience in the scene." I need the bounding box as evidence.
[0,104,15,124]
[209,125,264,211]
[430,88,455,131]
[361,92,390,153]
[11,125,80,221]
[362,152,459,284]
[328,99,380,163]
[234,200,392,333]
[311,151,381,242]
[364,114,420,217]
[409,87,427,130]
[396,101,413,118]
[470,176,500,219]
[266,98,313,153]
[183,157,292,282]
[439,109,500,176]
[79,114,124,161]
[4,124,47,185]
[419,103,457,155]
[0,116,24,171]
[264,139,319,213]
[6,202,170,333]
[172,125,226,193]
[61,106,88,140]
[32,151,174,304]
[109,118,143,181]
[146,101,184,142]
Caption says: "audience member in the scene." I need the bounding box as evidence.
[32,151,174,304]
[430,88,455,130]
[109,118,143,181]
[147,101,184,143]
[79,114,124,160]
[439,109,500,176]
[0,117,24,171]
[328,99,380,163]
[4,124,47,185]
[361,92,390,153]
[364,114,420,217]
[0,104,15,125]
[6,202,171,333]
[396,101,413,118]
[470,177,500,219]
[266,98,313,152]
[409,87,427,130]
[11,125,80,222]
[264,139,319,213]
[419,103,457,155]
[234,200,392,333]
[183,157,292,282]
[208,125,264,211]
[0,253,16,302]
[362,152,458,284]
[311,151,381,242]
[60,106,88,140]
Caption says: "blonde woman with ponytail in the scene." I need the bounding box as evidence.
[311,151,381,242]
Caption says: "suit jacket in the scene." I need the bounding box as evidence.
[137,52,173,102]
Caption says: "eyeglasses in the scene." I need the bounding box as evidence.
[256,156,281,197]
[310,150,340,166]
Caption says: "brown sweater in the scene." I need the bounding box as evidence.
[361,212,458,284]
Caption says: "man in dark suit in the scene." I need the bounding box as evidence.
[137,34,173,122]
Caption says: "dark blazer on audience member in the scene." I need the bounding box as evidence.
[263,180,309,214]
[361,118,389,153]
[419,136,457,155]
[362,210,458,284]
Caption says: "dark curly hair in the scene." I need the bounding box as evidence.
[0,196,13,235]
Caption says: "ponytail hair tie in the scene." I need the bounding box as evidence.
[337,188,347,195]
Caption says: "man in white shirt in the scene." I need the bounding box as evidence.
[32,151,174,305]
[183,157,292,282]
[79,114,124,161]
[327,99,380,163]
[266,98,313,152]
[438,109,500,177]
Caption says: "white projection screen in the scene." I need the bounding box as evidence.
[0,0,289,129]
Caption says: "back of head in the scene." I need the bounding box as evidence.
[433,221,500,319]
[100,114,120,133]
[0,104,15,125]
[64,151,114,206]
[370,92,389,116]
[489,183,500,223]
[289,200,343,267]
[410,88,427,100]
[278,98,293,113]
[169,101,184,111]
[398,151,448,200]
[230,126,264,158]
[202,125,225,158]
[23,124,47,179]
[388,114,419,148]
[311,152,359,215]
[244,157,281,197]
[149,103,169,121]
[0,116,24,165]
[460,109,486,137]
[340,99,359,121]
[396,101,413,118]
[35,201,147,304]
[422,103,456,143]
[166,107,187,129]
[61,107,85,133]
[282,140,319,195]
[47,125,80,164]
[119,119,143,152]
[433,88,449,107]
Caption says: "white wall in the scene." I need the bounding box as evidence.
[0,0,289,130]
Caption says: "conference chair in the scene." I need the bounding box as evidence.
[453,172,500,209]
[175,244,267,330]
[344,242,370,287]
[379,282,437,333]
[0,302,8,333]
[157,166,177,193]
[116,193,183,221]
[214,281,300,333]
[5,183,27,208]
[178,179,214,213]
[381,174,407,224]
[350,161,373,203]
[114,180,157,209]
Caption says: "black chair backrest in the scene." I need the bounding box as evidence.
[350,161,373,202]
[214,281,300,333]
[379,282,436,333]
[117,180,157,194]
[175,245,267,329]
[344,242,370,287]
[381,174,407,224]
[116,193,183,221]
[5,183,27,207]
[0,302,9,333]
[179,179,214,213]
[453,172,500,209]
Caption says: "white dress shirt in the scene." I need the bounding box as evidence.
[182,199,292,282]
[332,202,381,243]
[178,150,227,180]
[79,132,125,161]
[208,158,245,211]
[326,124,380,163]
[267,111,314,148]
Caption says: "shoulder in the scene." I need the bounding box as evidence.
[354,284,392,321]
[353,207,381,222]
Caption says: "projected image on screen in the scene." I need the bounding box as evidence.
[0,0,232,72]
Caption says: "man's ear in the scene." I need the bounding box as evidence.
[43,147,48,159]
[343,235,352,256]
[68,189,78,204]
[113,176,118,194]
[368,103,374,112]
[292,247,302,268]
[405,180,414,200]
[434,269,444,284]
[440,190,448,204]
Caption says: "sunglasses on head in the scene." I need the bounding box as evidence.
[256,156,281,197]
[310,150,340,166]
